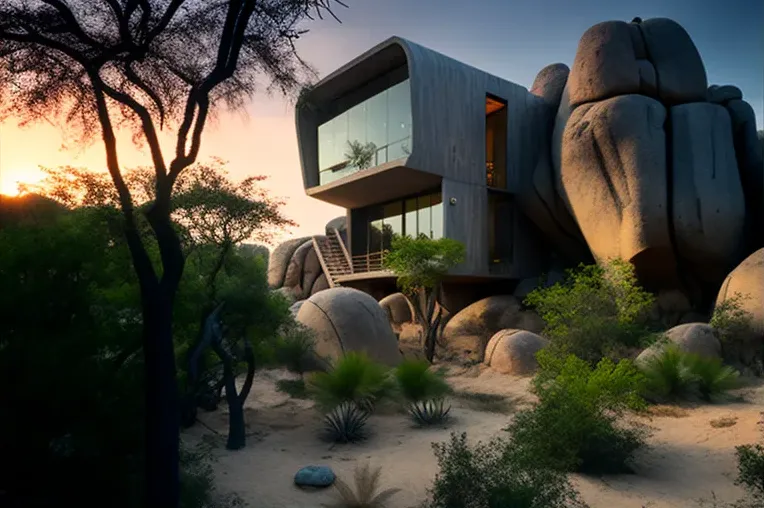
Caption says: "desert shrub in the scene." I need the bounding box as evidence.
[507,351,649,474]
[710,293,760,371]
[322,462,400,508]
[524,259,656,364]
[307,352,393,412]
[273,322,316,377]
[423,432,587,508]
[180,443,245,508]
[684,354,740,401]
[639,345,696,400]
[639,346,740,402]
[394,359,452,425]
[729,412,764,508]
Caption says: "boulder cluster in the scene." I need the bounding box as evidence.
[521,18,763,301]
[269,17,763,374]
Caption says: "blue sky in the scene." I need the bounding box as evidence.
[289,0,763,127]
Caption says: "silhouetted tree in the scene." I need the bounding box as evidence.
[0,2,346,506]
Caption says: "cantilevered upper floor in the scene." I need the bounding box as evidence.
[294,36,546,209]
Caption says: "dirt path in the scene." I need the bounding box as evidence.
[184,367,764,508]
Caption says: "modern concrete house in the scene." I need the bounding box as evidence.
[295,36,549,300]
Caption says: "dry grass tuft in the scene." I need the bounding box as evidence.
[322,463,400,508]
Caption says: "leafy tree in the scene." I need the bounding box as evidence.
[524,259,656,364]
[0,2,347,505]
[383,235,466,363]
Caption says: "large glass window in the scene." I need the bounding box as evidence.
[317,77,412,185]
[355,190,443,263]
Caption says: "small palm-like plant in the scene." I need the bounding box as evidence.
[639,345,695,400]
[308,352,393,412]
[685,353,740,401]
[322,402,370,443]
[322,463,400,508]
[394,359,452,425]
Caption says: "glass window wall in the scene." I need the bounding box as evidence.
[318,78,412,185]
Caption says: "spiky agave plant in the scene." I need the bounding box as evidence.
[685,353,740,401]
[322,402,370,443]
[322,463,400,508]
[394,359,452,425]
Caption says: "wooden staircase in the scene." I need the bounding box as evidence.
[312,228,352,287]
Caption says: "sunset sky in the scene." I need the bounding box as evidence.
[1,0,761,246]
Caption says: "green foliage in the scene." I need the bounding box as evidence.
[179,443,245,508]
[383,235,466,294]
[394,359,452,425]
[273,323,316,376]
[394,359,452,402]
[276,379,309,399]
[307,352,393,412]
[684,354,740,401]
[638,346,740,402]
[711,293,754,343]
[639,345,696,400]
[524,260,656,364]
[732,412,764,508]
[507,352,649,474]
[322,402,370,443]
[345,140,378,170]
[423,432,587,508]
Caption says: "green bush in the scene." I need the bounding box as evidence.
[423,432,587,508]
[710,293,760,371]
[307,352,393,412]
[639,345,695,400]
[639,346,740,402]
[732,412,764,508]
[507,352,649,474]
[273,322,316,377]
[685,354,740,401]
[524,260,656,364]
[394,359,452,425]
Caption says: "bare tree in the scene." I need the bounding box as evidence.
[0,1,346,506]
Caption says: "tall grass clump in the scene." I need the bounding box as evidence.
[307,352,392,443]
[422,432,587,508]
[639,345,740,402]
[394,359,452,425]
[524,259,657,364]
[506,351,649,474]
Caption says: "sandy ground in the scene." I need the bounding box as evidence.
[184,367,764,508]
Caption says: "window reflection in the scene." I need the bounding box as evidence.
[317,77,412,185]
[359,190,444,260]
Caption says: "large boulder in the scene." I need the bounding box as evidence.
[268,236,311,289]
[483,329,549,375]
[310,273,330,295]
[379,293,414,331]
[295,287,401,368]
[560,94,677,288]
[300,245,323,300]
[282,240,314,297]
[636,322,721,364]
[441,295,545,362]
[671,103,746,284]
[530,63,570,109]
[665,323,722,358]
[714,248,764,342]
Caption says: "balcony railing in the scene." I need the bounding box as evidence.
[351,250,388,274]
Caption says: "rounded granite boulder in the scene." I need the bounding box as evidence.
[296,287,402,368]
[379,292,415,330]
[441,295,545,362]
[483,329,549,375]
[637,322,722,365]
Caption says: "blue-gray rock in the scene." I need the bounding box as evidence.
[294,465,335,488]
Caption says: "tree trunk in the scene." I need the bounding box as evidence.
[142,291,180,508]
[223,372,246,450]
